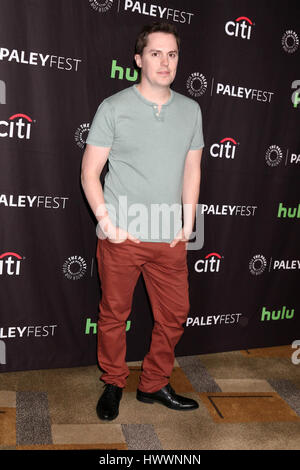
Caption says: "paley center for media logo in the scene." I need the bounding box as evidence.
[282,30,299,54]
[265,144,300,167]
[249,254,300,275]
[89,0,195,24]
[75,123,91,149]
[62,255,87,280]
[89,0,114,12]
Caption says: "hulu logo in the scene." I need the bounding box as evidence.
[110,59,138,81]
[85,318,131,334]
[261,305,294,321]
[277,202,300,218]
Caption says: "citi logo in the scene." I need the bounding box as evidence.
[225,16,254,40]
[0,113,33,140]
[0,252,23,276]
[110,59,138,81]
[261,305,295,321]
[194,252,223,273]
[210,137,238,159]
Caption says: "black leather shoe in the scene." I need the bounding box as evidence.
[96,383,123,421]
[136,383,199,410]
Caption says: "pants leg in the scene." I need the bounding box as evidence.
[138,242,190,393]
[96,238,141,388]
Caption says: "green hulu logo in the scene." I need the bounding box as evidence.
[261,306,294,321]
[110,59,138,81]
[85,318,131,334]
[277,202,300,218]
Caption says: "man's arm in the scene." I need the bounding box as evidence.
[174,148,203,245]
[81,143,110,222]
[81,144,140,242]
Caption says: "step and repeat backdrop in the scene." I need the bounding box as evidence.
[0,0,299,372]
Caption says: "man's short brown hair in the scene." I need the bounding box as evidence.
[134,21,181,56]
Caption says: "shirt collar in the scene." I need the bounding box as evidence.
[132,84,174,107]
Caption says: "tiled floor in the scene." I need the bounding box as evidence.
[0,345,300,450]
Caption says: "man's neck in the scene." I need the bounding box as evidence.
[136,82,171,105]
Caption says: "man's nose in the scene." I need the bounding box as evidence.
[160,54,169,66]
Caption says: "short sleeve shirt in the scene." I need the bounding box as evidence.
[86,84,204,243]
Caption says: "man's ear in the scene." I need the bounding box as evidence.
[134,54,142,68]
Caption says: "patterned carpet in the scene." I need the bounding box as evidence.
[1,345,300,450]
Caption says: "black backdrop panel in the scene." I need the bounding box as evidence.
[0,0,299,372]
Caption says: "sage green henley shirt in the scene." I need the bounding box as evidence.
[86,84,204,242]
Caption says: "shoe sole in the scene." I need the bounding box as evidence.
[136,394,198,410]
[97,412,119,421]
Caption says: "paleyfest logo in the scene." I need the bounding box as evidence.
[89,0,195,24]
[216,82,274,103]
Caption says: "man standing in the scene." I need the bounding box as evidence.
[81,22,204,421]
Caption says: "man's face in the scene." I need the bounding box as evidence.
[135,32,179,89]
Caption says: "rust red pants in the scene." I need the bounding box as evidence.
[96,237,190,393]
